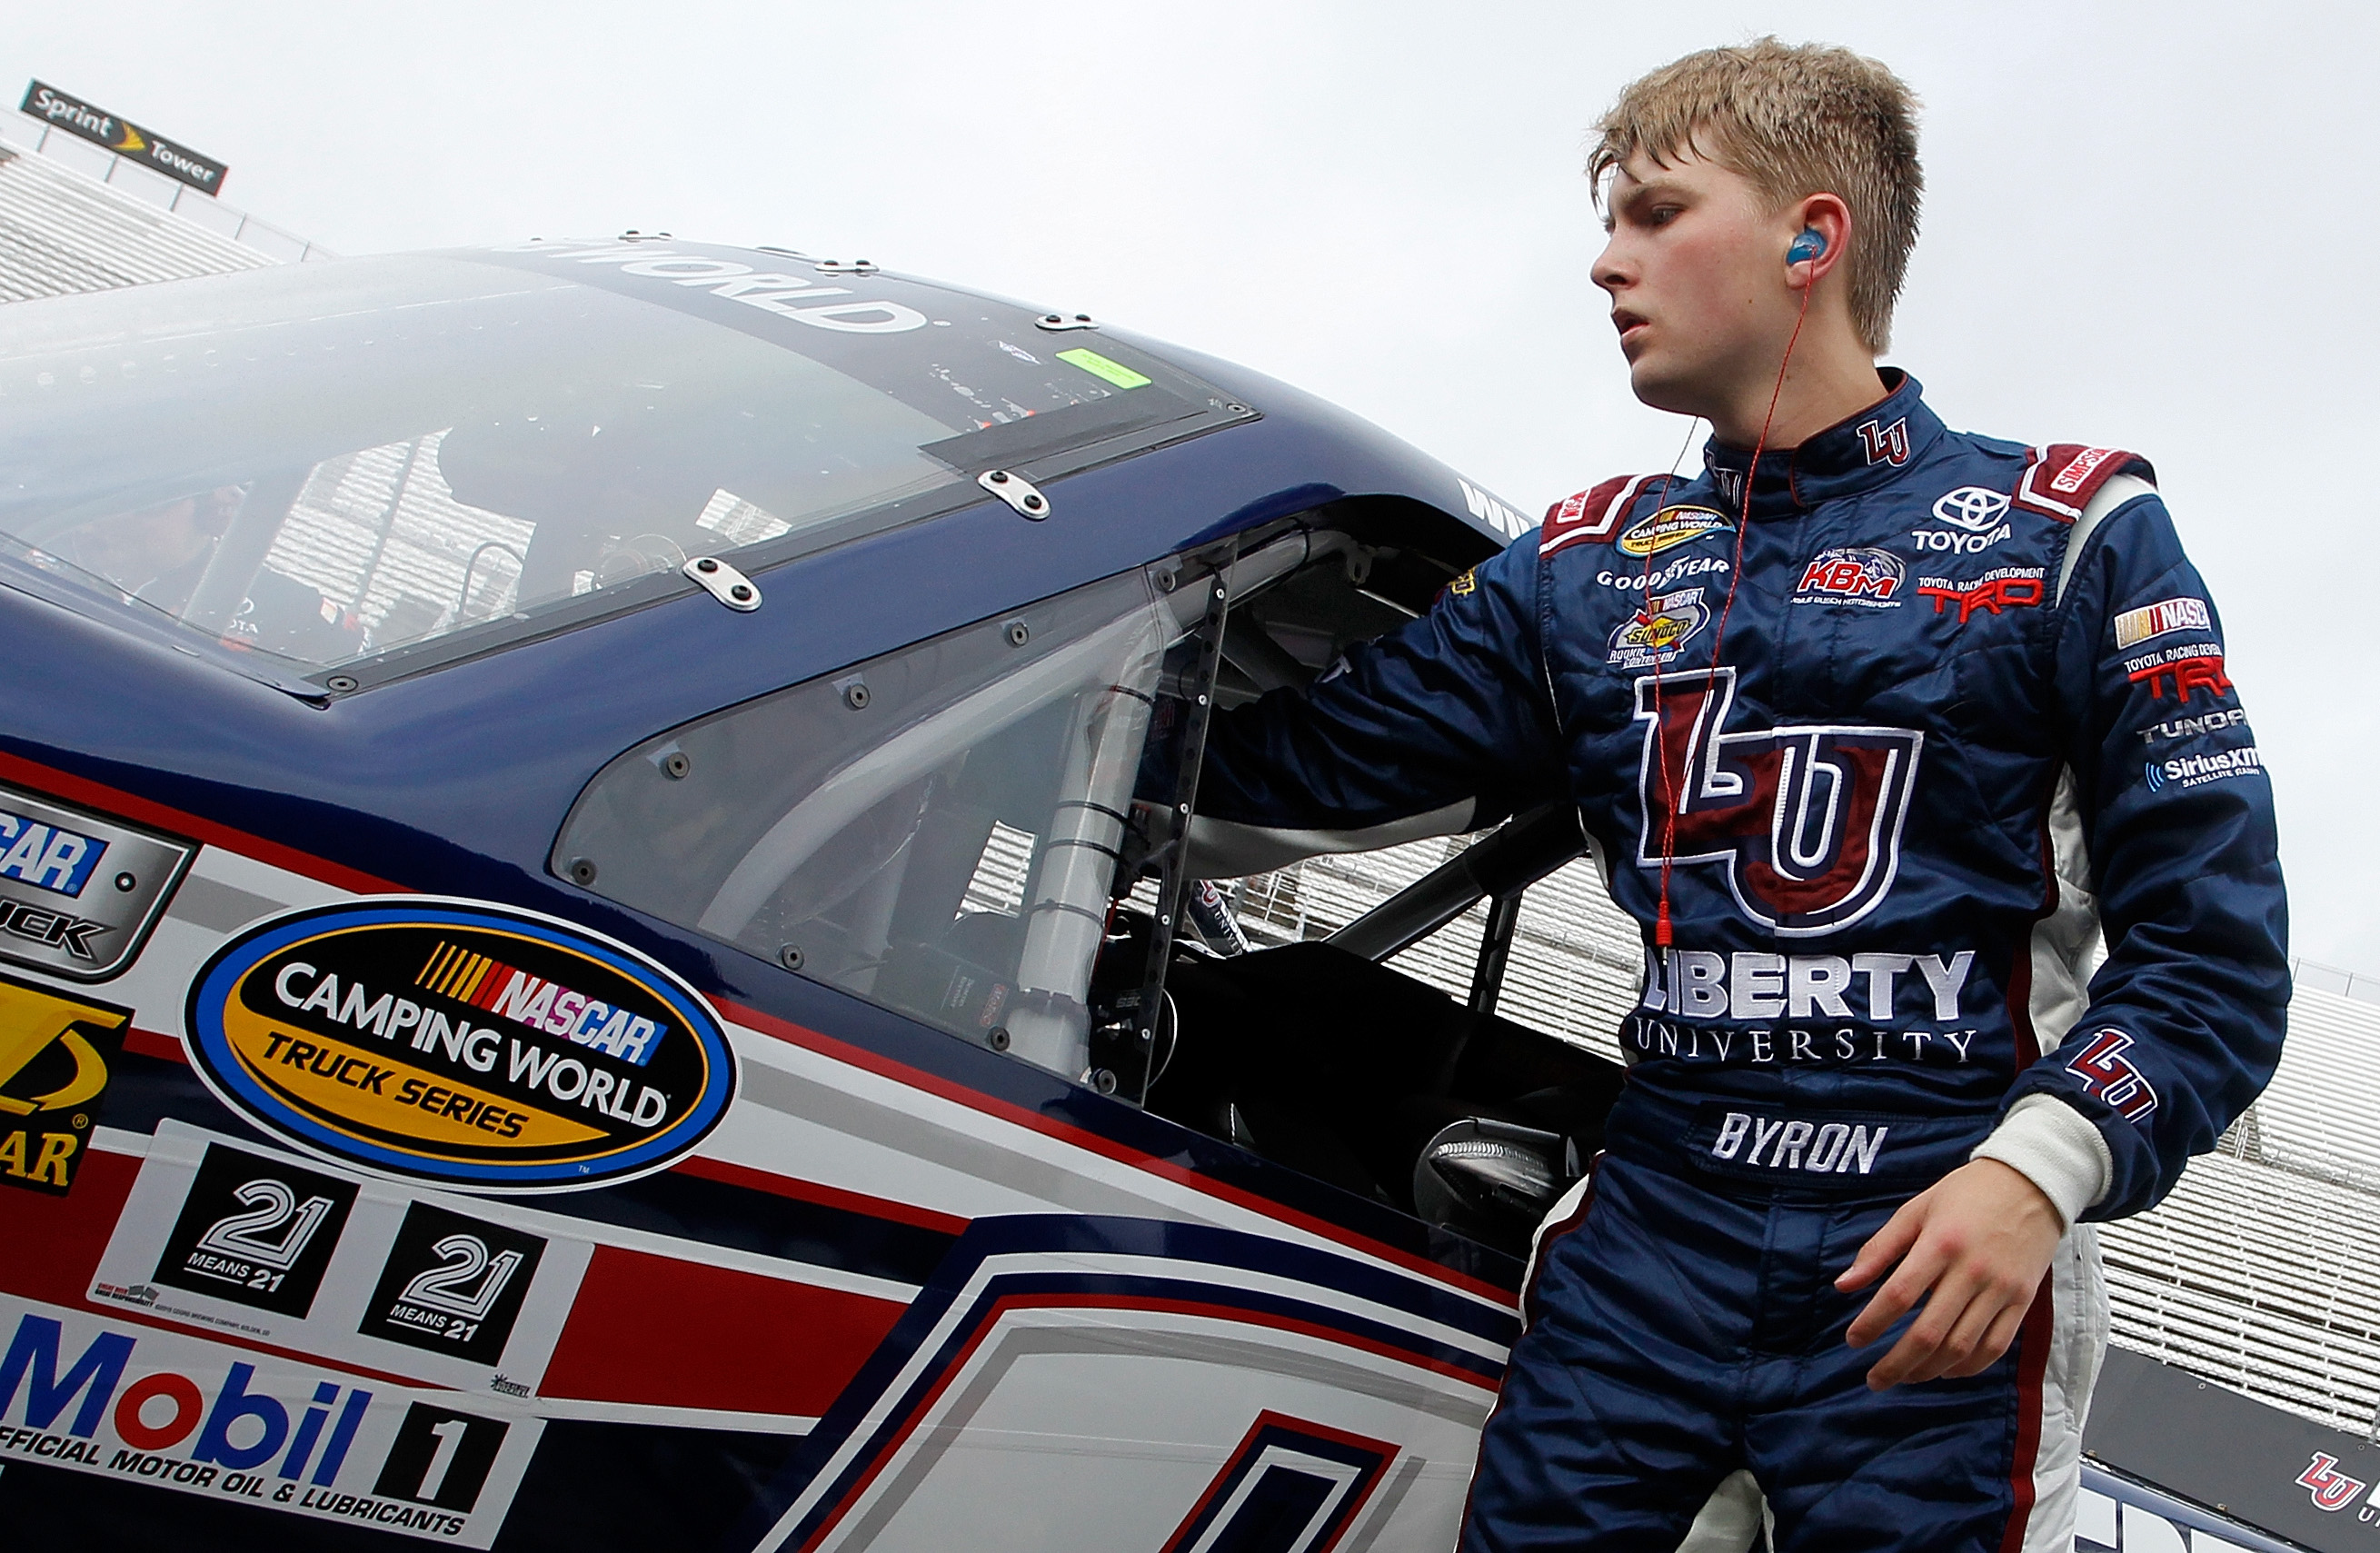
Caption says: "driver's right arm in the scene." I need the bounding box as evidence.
[1185,533,1567,876]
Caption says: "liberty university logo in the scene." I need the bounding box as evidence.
[2300,1453,2368,1513]
[1857,416,1911,466]
[2066,1029,2159,1120]
[1635,668,1923,935]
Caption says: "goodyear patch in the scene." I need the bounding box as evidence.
[0,970,129,1195]
[1617,506,1730,558]
[183,899,734,1191]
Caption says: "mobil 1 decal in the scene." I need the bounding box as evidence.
[183,897,735,1190]
[153,1143,357,1317]
[359,1203,545,1362]
[0,1294,540,1548]
[373,1401,513,1515]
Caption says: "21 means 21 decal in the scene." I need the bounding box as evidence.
[182,898,735,1191]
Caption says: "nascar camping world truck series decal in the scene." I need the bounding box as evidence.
[182,899,735,1190]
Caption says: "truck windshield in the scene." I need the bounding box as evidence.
[0,244,1249,687]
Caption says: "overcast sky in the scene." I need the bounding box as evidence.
[11,1,2376,967]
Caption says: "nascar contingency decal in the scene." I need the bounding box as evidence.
[182,899,735,1191]
[0,781,194,981]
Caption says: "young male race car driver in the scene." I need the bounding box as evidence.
[1184,38,2287,1552]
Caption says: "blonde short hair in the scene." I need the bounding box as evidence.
[1588,38,1922,353]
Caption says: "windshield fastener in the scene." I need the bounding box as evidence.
[682,556,763,612]
[979,469,1050,520]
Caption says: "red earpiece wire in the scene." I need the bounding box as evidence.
[1648,280,1814,948]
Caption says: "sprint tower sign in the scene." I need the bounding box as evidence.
[20,81,228,194]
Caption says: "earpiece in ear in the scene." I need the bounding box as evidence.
[1787,228,1827,265]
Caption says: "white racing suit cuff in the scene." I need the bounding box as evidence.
[1970,1094,2113,1229]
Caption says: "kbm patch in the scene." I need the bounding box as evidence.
[1792,546,1906,609]
[0,783,194,981]
[0,971,130,1195]
[1618,507,1730,558]
[183,898,735,1190]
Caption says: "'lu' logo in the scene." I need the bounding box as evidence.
[1857,417,1910,466]
[1634,668,1922,936]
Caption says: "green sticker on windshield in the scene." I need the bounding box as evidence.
[1056,347,1152,391]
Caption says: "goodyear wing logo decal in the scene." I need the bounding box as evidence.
[0,971,130,1194]
[184,899,735,1191]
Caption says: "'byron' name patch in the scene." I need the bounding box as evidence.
[1708,1110,1889,1175]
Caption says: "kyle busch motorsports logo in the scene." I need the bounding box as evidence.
[183,899,734,1190]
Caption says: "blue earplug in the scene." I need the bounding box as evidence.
[1787,228,1827,264]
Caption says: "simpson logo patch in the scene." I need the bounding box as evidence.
[2048,445,2119,494]
[182,899,734,1191]
[2113,596,2212,650]
[1618,508,1730,558]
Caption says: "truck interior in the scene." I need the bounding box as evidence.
[1095,500,1631,1260]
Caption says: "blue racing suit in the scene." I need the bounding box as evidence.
[1192,372,2288,1550]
